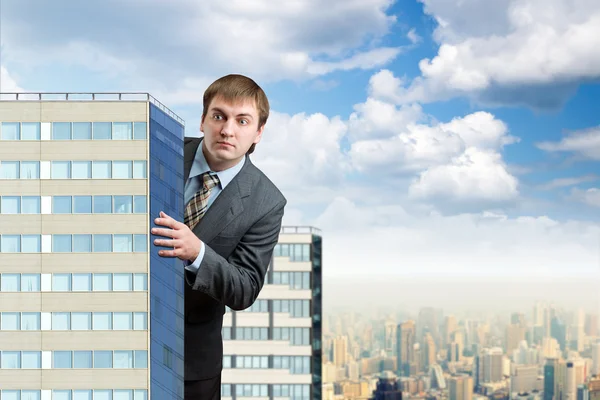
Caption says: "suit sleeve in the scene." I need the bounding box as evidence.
[185,198,286,311]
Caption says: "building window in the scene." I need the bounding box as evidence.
[113,274,132,291]
[72,274,92,291]
[21,122,40,140]
[133,160,147,179]
[0,274,20,292]
[53,196,72,213]
[94,195,112,213]
[51,161,71,179]
[74,351,93,368]
[114,234,133,252]
[1,122,20,140]
[0,161,19,179]
[1,196,20,214]
[133,274,147,291]
[71,313,92,330]
[93,274,112,291]
[53,274,71,292]
[1,313,20,330]
[94,351,113,368]
[93,234,112,252]
[52,312,71,330]
[72,161,92,179]
[73,235,92,253]
[133,122,147,140]
[73,122,92,140]
[113,161,132,179]
[92,161,112,178]
[133,195,146,213]
[21,235,40,253]
[2,351,21,368]
[93,313,112,331]
[114,195,133,213]
[1,235,21,252]
[113,122,132,140]
[20,161,40,179]
[52,122,71,140]
[22,197,41,214]
[21,274,40,291]
[73,196,92,213]
[53,351,73,368]
[93,122,111,140]
[53,235,72,252]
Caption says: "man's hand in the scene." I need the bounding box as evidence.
[151,211,202,261]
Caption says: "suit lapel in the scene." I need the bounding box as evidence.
[184,137,255,243]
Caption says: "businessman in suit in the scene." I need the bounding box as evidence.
[151,74,287,399]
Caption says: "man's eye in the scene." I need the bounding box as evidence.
[213,114,223,120]
[240,119,248,125]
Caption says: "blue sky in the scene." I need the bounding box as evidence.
[1,0,599,304]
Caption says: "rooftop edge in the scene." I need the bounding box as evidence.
[0,92,184,126]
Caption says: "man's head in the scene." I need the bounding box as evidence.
[200,74,270,171]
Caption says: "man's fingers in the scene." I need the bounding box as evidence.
[155,212,187,231]
[158,249,180,257]
[154,238,181,248]
[151,227,177,238]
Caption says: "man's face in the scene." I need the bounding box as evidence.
[200,95,264,171]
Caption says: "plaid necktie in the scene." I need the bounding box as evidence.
[184,172,220,230]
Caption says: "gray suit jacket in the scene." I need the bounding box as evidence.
[183,137,287,381]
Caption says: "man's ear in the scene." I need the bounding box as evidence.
[254,124,265,144]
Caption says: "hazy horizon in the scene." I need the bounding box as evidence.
[321,274,600,316]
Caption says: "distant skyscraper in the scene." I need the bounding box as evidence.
[551,316,567,353]
[544,358,558,400]
[506,324,527,357]
[333,335,349,367]
[477,348,504,385]
[422,333,437,372]
[396,321,416,377]
[449,375,473,400]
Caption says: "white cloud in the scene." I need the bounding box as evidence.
[0,0,401,102]
[570,187,600,207]
[407,28,422,45]
[251,110,351,204]
[384,0,600,107]
[536,126,600,161]
[536,175,598,190]
[408,147,519,205]
[0,65,25,93]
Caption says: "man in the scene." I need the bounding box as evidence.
[150,74,287,399]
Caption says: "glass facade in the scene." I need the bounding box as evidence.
[311,234,323,400]
[148,103,185,399]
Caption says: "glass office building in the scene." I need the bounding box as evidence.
[0,93,185,399]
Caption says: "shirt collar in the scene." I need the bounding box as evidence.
[188,140,245,189]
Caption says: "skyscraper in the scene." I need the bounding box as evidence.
[449,374,473,400]
[221,226,322,400]
[0,92,186,399]
[396,320,416,377]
